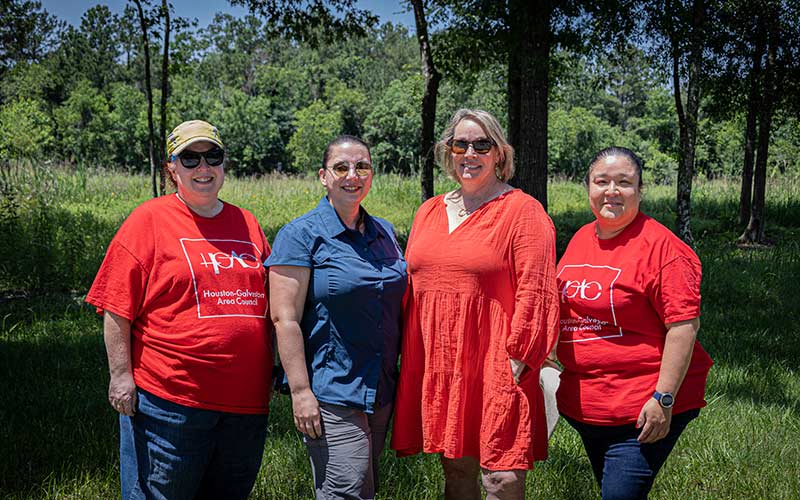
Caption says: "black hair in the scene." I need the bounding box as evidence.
[322,135,371,169]
[585,146,644,188]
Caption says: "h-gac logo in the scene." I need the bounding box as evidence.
[199,250,261,274]
[561,278,603,301]
[180,238,267,319]
[556,264,623,343]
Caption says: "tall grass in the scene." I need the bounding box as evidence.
[1,163,799,499]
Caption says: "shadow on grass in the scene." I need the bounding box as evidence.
[0,203,122,292]
[535,441,600,500]
[1,182,798,497]
[0,296,117,498]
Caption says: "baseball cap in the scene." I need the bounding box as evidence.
[166,120,224,158]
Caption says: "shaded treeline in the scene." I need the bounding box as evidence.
[0,0,798,242]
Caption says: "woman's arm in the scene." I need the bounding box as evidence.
[506,202,560,383]
[269,265,322,438]
[636,318,699,443]
[104,311,137,416]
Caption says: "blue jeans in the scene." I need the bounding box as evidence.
[119,389,268,500]
[563,409,700,500]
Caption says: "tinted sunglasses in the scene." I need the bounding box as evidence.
[448,138,496,155]
[171,146,225,168]
[327,161,373,178]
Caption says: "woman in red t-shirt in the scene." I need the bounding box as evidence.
[86,120,273,500]
[391,109,559,500]
[555,146,713,499]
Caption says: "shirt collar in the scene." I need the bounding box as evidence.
[316,196,381,241]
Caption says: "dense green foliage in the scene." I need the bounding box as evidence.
[1,1,798,181]
[1,166,799,498]
[2,2,799,498]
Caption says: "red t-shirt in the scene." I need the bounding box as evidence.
[556,212,712,425]
[86,194,273,414]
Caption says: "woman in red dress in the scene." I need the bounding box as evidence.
[391,109,560,499]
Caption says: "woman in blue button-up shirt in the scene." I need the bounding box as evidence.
[266,135,408,500]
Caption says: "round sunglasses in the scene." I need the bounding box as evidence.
[326,161,373,178]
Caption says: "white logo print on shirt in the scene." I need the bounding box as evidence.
[561,279,603,301]
[180,238,267,319]
[557,264,623,343]
[199,250,261,274]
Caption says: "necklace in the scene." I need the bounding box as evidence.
[453,185,510,218]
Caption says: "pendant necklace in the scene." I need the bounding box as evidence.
[456,185,509,218]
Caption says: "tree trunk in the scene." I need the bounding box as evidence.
[507,36,520,160]
[134,0,158,199]
[507,0,552,210]
[159,0,170,195]
[672,0,705,246]
[411,0,441,202]
[739,17,766,226]
[740,15,777,244]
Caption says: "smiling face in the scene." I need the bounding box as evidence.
[588,155,641,238]
[167,140,224,203]
[319,141,372,209]
[451,118,501,191]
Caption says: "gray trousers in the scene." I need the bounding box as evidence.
[304,402,393,500]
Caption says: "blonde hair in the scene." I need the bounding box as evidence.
[435,108,515,182]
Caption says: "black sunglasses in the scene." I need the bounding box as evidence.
[171,146,225,168]
[448,138,496,155]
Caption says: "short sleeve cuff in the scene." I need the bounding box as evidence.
[263,256,312,268]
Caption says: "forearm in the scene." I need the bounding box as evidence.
[655,319,700,395]
[274,320,312,395]
[104,311,133,378]
[104,311,137,415]
[507,211,559,368]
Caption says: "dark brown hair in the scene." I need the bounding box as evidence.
[322,135,371,169]
[586,146,644,188]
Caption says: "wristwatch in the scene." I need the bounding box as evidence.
[653,390,675,408]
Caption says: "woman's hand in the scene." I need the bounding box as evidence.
[636,397,672,443]
[509,357,526,384]
[103,311,136,416]
[637,318,699,443]
[291,387,323,439]
[270,266,321,437]
[108,371,137,416]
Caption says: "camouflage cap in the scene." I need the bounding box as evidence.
[166,120,224,158]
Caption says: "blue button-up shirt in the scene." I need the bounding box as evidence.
[265,197,407,413]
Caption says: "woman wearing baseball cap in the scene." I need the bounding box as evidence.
[87,120,274,499]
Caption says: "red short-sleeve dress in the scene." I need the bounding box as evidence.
[391,189,560,470]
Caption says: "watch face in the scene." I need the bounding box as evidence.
[661,393,674,407]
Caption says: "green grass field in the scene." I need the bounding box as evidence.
[1,165,799,499]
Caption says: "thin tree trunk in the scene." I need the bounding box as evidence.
[508,0,552,210]
[672,0,704,246]
[134,0,158,199]
[740,15,777,244]
[411,0,441,202]
[739,17,766,226]
[158,0,170,195]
